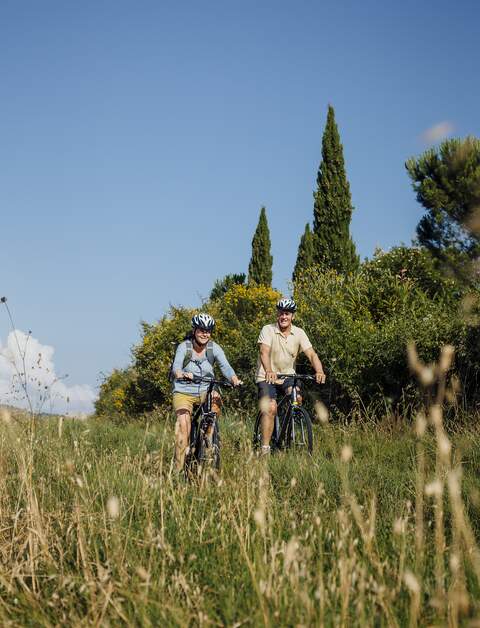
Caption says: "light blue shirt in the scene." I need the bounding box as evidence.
[172,340,236,395]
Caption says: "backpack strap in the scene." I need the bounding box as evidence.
[206,341,215,367]
[182,340,215,369]
[182,340,193,369]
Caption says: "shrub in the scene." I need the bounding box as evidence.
[293,256,469,415]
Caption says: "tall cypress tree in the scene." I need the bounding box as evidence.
[312,105,359,273]
[292,223,315,282]
[248,206,273,286]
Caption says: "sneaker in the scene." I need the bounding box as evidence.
[260,445,271,456]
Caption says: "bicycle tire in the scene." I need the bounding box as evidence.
[211,421,220,470]
[284,406,313,454]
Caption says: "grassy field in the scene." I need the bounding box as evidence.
[0,408,480,626]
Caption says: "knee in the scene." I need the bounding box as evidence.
[212,392,222,414]
[175,412,190,437]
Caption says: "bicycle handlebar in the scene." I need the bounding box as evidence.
[180,375,235,388]
[276,373,320,383]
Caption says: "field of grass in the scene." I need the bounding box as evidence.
[0,407,480,626]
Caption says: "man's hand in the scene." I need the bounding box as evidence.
[231,375,243,387]
[315,371,326,385]
[265,370,277,384]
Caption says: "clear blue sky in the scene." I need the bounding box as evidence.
[1,0,479,406]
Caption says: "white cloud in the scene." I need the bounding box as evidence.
[0,330,96,415]
[421,121,455,144]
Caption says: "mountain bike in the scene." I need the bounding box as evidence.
[253,374,319,454]
[184,376,233,478]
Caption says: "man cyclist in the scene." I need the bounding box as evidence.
[256,297,326,454]
[172,313,241,471]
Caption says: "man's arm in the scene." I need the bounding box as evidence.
[304,347,326,384]
[259,343,276,384]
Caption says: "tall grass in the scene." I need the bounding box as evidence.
[0,399,479,625]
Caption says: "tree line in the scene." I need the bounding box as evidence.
[95,107,480,421]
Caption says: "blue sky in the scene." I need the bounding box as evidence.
[1,0,479,411]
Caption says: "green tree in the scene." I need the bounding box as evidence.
[406,136,480,260]
[248,206,273,286]
[293,223,315,282]
[210,273,246,300]
[312,105,359,274]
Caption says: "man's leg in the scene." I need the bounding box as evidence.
[258,383,277,451]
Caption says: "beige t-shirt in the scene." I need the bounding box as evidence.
[256,324,313,382]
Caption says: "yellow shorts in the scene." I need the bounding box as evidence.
[172,392,206,413]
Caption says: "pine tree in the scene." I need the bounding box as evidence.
[292,223,315,282]
[248,206,273,286]
[312,105,359,273]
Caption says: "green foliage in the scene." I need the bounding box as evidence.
[95,285,281,416]
[129,306,195,413]
[292,223,315,282]
[406,136,480,259]
[294,250,472,413]
[210,273,246,301]
[312,105,359,274]
[248,206,273,286]
[94,367,137,423]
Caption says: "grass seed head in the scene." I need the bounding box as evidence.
[425,480,443,498]
[404,570,420,595]
[314,400,329,424]
[419,365,435,387]
[107,496,120,519]
[341,445,353,463]
[415,412,427,438]
[439,344,455,372]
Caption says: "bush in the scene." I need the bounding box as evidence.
[95,285,281,417]
[293,253,470,415]
[95,367,137,423]
[96,246,480,421]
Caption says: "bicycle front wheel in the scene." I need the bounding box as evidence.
[284,406,313,454]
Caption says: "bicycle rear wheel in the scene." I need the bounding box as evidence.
[284,406,313,454]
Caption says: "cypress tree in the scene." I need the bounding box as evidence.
[248,206,273,286]
[292,223,315,282]
[312,105,359,273]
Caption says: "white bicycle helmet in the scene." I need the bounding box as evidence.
[191,313,216,331]
[276,297,297,312]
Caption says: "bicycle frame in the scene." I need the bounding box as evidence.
[272,374,315,448]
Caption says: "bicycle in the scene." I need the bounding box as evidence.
[184,375,233,477]
[253,374,320,454]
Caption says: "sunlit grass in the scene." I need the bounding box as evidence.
[0,408,479,625]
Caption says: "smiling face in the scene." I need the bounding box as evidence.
[276,309,294,331]
[194,327,212,346]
